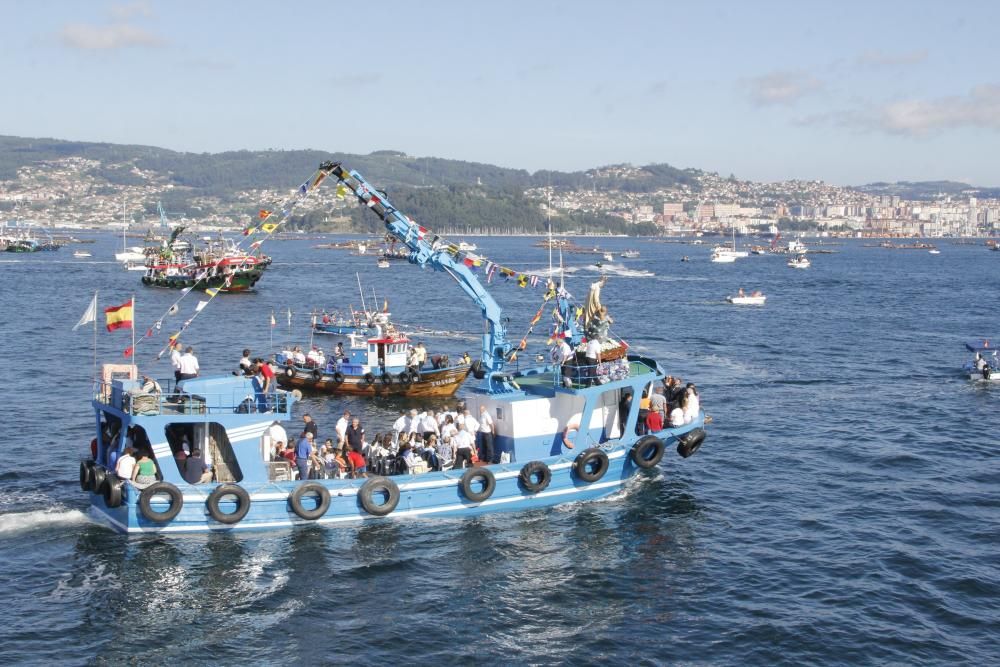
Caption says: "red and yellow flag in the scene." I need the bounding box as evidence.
[104,299,134,332]
[258,209,272,219]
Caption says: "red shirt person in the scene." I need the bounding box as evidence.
[645,409,664,433]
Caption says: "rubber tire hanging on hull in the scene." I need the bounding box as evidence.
[331,372,345,385]
[289,482,331,520]
[358,477,400,516]
[138,482,184,523]
[206,484,251,524]
[631,436,666,469]
[284,367,295,379]
[79,460,94,492]
[460,467,496,503]
[311,369,323,382]
[518,461,552,494]
[89,466,107,494]
[574,448,609,483]
[397,372,412,387]
[380,372,392,387]
[676,428,707,458]
[102,477,124,508]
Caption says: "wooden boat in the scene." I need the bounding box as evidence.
[275,331,470,397]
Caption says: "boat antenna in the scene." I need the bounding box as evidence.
[371,286,378,316]
[356,272,368,314]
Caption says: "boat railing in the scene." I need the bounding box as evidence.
[94,380,294,417]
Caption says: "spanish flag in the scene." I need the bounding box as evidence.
[104,299,134,332]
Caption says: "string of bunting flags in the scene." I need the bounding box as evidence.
[73,168,330,360]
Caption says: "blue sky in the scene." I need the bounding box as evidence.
[1,0,998,185]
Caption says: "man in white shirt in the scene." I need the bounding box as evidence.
[462,409,479,434]
[452,422,475,469]
[477,405,495,464]
[420,410,440,439]
[552,338,574,387]
[170,341,183,383]
[584,337,601,386]
[392,410,408,438]
[115,447,136,480]
[335,410,350,447]
[239,348,253,376]
[413,342,427,369]
[178,346,200,381]
[407,409,421,434]
[293,347,307,365]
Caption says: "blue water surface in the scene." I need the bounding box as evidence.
[1,235,998,665]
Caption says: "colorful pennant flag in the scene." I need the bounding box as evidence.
[258,210,271,219]
[195,300,209,312]
[124,346,134,358]
[335,185,348,199]
[261,223,278,233]
[104,299,134,332]
[205,288,219,297]
[518,275,528,288]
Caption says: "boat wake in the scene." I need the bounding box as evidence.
[0,507,92,534]
[584,263,655,278]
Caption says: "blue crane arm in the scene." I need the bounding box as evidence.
[318,161,514,389]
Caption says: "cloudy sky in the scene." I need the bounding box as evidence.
[2,0,997,185]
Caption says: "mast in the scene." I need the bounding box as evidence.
[356,272,368,314]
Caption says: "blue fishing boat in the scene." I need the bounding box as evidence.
[963,339,1000,381]
[81,162,707,534]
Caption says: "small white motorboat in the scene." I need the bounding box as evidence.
[727,292,766,305]
[928,249,941,255]
[621,250,640,259]
[377,258,390,269]
[603,252,614,262]
[73,250,92,258]
[788,254,810,269]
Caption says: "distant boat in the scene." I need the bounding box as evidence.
[377,257,390,269]
[963,339,1000,381]
[727,292,766,305]
[457,241,477,252]
[603,252,614,262]
[788,255,810,269]
[710,247,738,263]
[621,250,640,259]
[928,249,941,255]
[73,250,92,258]
[681,256,690,262]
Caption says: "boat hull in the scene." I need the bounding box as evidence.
[87,420,704,534]
[141,267,267,292]
[276,363,470,397]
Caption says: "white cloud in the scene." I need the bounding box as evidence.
[856,49,928,67]
[795,84,1000,136]
[59,22,164,49]
[745,70,823,106]
[110,1,154,20]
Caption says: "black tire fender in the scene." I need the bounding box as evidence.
[397,371,412,387]
[206,483,251,524]
[79,460,94,492]
[574,448,609,483]
[631,436,666,469]
[138,482,184,523]
[676,428,707,459]
[331,371,345,385]
[460,466,496,503]
[284,367,295,379]
[102,476,124,508]
[380,372,392,386]
[358,477,400,516]
[361,373,376,387]
[518,461,551,494]
[89,465,107,494]
[289,482,331,520]
[311,369,323,382]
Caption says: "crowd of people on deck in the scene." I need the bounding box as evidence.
[265,400,502,481]
[625,376,700,436]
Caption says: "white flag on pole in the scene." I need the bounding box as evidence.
[195,300,209,312]
[72,292,98,331]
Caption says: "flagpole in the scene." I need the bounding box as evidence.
[131,293,136,376]
[93,289,99,384]
[269,309,274,351]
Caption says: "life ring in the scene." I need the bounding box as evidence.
[206,483,251,524]
[138,482,184,522]
[89,465,108,494]
[331,371,345,385]
[311,369,323,382]
[289,482,330,520]
[79,460,94,492]
[574,448,609,483]
[102,477,124,508]
[518,461,551,494]
[397,371,412,387]
[358,477,400,516]
[380,372,392,386]
[676,428,707,459]
[561,414,582,450]
[284,367,295,379]
[631,436,666,469]
[361,373,376,387]
[460,467,496,503]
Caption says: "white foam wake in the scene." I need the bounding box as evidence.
[0,508,92,534]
